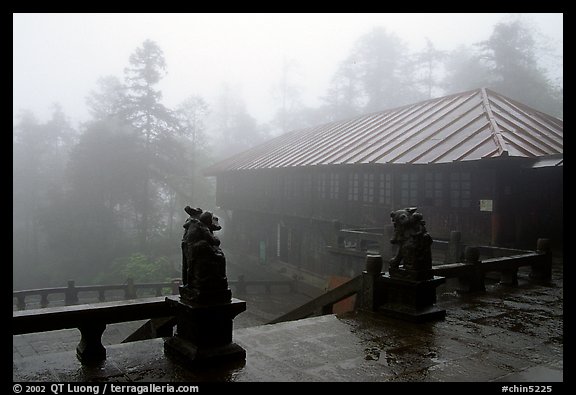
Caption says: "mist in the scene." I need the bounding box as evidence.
[13,13,563,293]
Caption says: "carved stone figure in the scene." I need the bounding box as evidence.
[389,207,433,280]
[181,206,203,286]
[180,206,231,304]
[165,206,245,364]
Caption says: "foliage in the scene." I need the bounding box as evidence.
[98,253,177,284]
[210,83,270,160]
[14,39,218,289]
[476,20,562,117]
[13,107,77,289]
[322,27,424,118]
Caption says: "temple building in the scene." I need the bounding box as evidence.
[204,88,563,278]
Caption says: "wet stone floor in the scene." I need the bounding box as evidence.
[13,264,563,382]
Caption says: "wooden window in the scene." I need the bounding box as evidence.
[221,175,234,194]
[363,173,375,203]
[318,173,327,199]
[329,173,340,200]
[425,172,443,207]
[400,173,418,206]
[378,173,392,205]
[348,173,359,201]
[283,174,291,198]
[303,173,312,199]
[450,172,471,208]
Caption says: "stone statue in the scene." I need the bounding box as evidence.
[389,207,433,280]
[180,206,231,304]
[165,206,246,365]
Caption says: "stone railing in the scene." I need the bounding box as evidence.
[13,277,297,311]
[432,238,553,292]
[13,295,176,363]
[268,275,362,324]
[272,238,553,323]
[12,279,180,311]
[327,227,540,266]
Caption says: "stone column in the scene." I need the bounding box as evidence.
[457,246,486,293]
[499,268,519,286]
[446,231,463,264]
[64,280,78,306]
[360,255,383,311]
[530,238,552,282]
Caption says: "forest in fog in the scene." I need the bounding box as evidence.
[13,18,563,290]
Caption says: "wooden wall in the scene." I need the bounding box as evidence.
[214,159,562,276]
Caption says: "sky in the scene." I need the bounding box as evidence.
[13,13,563,128]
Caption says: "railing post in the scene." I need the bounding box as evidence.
[333,220,344,248]
[236,275,247,294]
[500,267,519,286]
[125,278,137,299]
[77,322,107,364]
[447,231,463,263]
[98,289,106,302]
[458,246,485,292]
[40,293,49,308]
[360,255,383,311]
[171,279,181,295]
[16,295,26,311]
[65,280,79,306]
[530,238,552,282]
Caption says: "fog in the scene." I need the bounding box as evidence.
[13,13,562,126]
[13,13,563,297]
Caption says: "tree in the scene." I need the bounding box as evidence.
[174,95,211,205]
[13,106,77,288]
[122,39,180,251]
[270,57,306,134]
[36,119,142,282]
[323,27,422,118]
[412,38,446,99]
[355,27,422,112]
[210,83,269,160]
[442,45,492,93]
[86,75,127,121]
[176,95,210,152]
[13,111,44,280]
[476,20,562,116]
[321,56,364,121]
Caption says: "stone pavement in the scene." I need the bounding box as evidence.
[13,262,563,382]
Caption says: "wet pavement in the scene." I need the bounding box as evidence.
[13,262,563,382]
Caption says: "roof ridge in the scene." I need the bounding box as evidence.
[480,88,509,157]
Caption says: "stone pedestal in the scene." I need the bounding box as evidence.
[378,274,446,322]
[77,323,107,364]
[458,246,486,293]
[164,297,246,365]
[530,238,552,282]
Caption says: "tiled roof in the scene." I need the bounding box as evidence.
[204,88,563,174]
